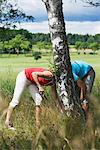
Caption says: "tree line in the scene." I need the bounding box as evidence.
[0,28,100,54]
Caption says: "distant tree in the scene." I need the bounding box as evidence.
[81,42,88,54]
[3,41,13,54]
[89,42,99,54]
[35,42,52,51]
[94,34,100,43]
[1,34,32,54]
[20,40,32,54]
[74,41,82,54]
[87,35,95,43]
[36,42,45,50]
[9,34,23,54]
[32,33,51,43]
[0,28,33,43]
[0,41,3,56]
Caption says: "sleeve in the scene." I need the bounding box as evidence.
[73,72,79,81]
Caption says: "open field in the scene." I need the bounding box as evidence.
[0,52,100,78]
[71,53,100,79]
[0,52,100,149]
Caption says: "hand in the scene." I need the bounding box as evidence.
[82,103,89,113]
[38,85,44,95]
[81,99,89,113]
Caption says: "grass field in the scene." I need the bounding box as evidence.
[0,52,100,149]
[0,52,100,78]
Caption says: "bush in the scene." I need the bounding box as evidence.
[32,51,42,61]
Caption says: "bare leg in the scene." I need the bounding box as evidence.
[5,71,28,129]
[28,84,42,128]
[5,105,14,128]
[36,105,41,129]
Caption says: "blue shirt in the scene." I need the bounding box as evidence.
[71,61,92,81]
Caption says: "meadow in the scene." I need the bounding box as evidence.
[0,52,100,75]
[0,52,100,150]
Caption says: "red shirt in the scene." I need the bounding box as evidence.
[25,68,52,86]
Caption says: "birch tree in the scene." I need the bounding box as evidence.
[42,0,80,115]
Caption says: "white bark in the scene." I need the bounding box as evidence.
[43,0,79,114]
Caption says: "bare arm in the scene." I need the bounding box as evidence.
[77,78,86,100]
[32,71,53,93]
[77,78,89,113]
[32,71,43,85]
[35,105,41,129]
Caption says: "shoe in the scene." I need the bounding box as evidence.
[5,121,16,131]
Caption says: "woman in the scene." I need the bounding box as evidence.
[72,61,95,113]
[5,67,59,130]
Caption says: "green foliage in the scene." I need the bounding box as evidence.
[0,28,99,55]
[0,42,3,54]
[0,1,34,28]
[32,33,51,43]
[67,33,100,45]
[81,42,88,49]
[1,34,32,54]
[74,41,82,54]
[32,51,42,61]
[74,40,100,54]
[89,42,100,54]
[0,28,33,42]
[36,42,52,50]
[0,28,100,46]
[87,35,95,43]
[74,41,82,50]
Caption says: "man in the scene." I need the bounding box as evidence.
[5,68,59,130]
[71,61,95,114]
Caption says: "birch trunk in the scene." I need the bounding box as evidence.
[42,0,79,115]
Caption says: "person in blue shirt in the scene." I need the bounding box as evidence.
[71,61,95,113]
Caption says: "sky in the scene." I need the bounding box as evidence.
[16,0,100,35]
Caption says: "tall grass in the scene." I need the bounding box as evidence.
[0,73,100,149]
[0,53,99,149]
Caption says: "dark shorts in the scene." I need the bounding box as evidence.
[82,68,95,94]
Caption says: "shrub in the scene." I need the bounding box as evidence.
[32,51,42,61]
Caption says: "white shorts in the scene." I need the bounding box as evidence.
[10,71,42,107]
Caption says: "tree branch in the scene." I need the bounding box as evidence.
[81,0,100,7]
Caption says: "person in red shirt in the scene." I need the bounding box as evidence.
[5,68,60,130]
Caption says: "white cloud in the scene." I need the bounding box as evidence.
[66,21,100,35]
[17,0,47,20]
[17,21,49,33]
[17,21,100,35]
[17,0,100,21]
